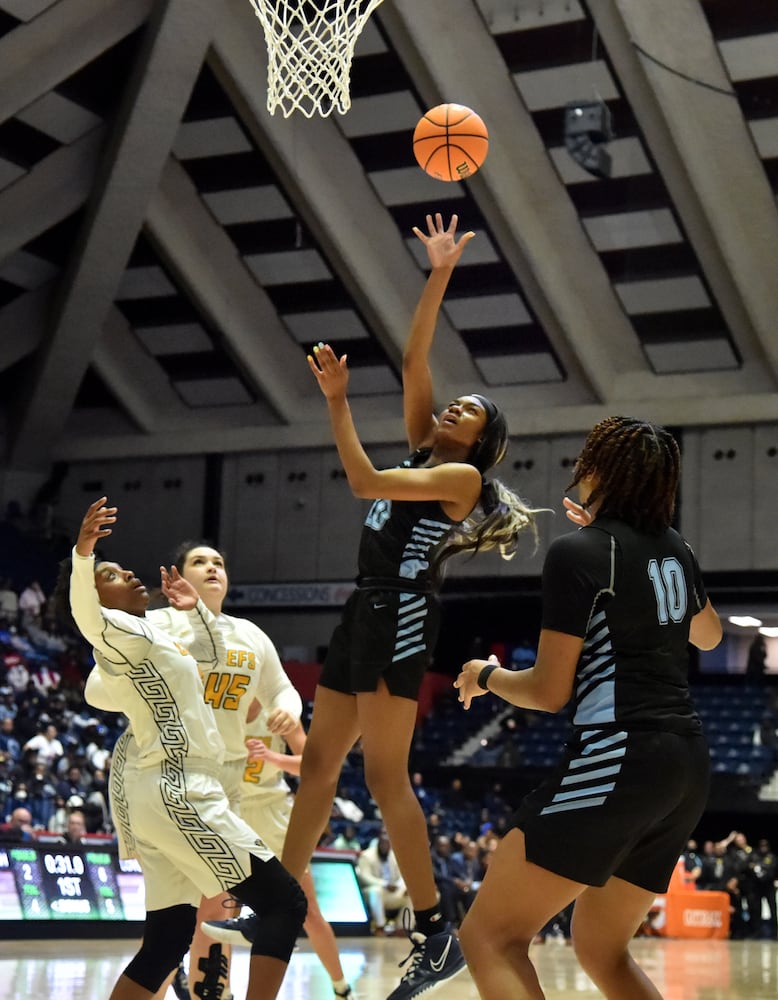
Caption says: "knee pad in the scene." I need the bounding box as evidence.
[123,904,197,992]
[231,855,308,963]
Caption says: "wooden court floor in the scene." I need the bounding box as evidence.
[0,935,777,999]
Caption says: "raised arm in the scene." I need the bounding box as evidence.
[307,343,482,512]
[404,213,475,452]
[69,500,154,667]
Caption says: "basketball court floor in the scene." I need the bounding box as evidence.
[1,935,776,999]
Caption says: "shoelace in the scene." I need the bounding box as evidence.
[396,910,426,978]
[397,937,427,981]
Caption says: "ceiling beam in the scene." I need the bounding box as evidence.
[146,157,313,421]
[0,126,104,265]
[0,289,50,372]
[0,0,153,124]
[591,0,778,384]
[6,0,222,470]
[92,308,190,433]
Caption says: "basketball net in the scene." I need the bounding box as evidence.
[248,0,385,118]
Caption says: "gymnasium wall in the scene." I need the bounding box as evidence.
[48,423,778,588]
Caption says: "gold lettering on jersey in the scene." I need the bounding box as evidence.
[203,672,252,711]
[243,736,270,782]
[226,649,257,670]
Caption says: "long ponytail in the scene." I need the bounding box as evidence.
[432,478,547,579]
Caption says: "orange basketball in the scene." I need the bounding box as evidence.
[413,103,489,182]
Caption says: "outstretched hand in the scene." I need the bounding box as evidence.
[563,497,593,527]
[307,342,349,400]
[412,213,475,270]
[76,497,117,558]
[160,565,199,612]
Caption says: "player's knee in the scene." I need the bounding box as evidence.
[250,878,308,963]
[124,904,196,992]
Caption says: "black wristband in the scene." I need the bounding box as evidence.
[477,663,498,691]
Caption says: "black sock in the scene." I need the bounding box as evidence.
[414,905,446,937]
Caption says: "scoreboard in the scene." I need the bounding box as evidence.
[0,843,368,936]
[0,842,145,932]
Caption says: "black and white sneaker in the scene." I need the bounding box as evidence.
[172,964,191,1000]
[386,926,466,999]
[193,943,228,1000]
[200,913,258,947]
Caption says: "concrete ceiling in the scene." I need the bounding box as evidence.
[0,0,776,471]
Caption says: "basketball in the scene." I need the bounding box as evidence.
[413,103,489,182]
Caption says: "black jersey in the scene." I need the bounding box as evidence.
[541,515,707,734]
[356,454,457,588]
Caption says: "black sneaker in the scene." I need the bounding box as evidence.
[172,964,191,1000]
[386,926,466,999]
[200,913,258,947]
[193,943,228,1000]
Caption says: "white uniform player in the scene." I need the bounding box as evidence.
[71,550,276,908]
[147,606,301,812]
[62,497,306,1000]
[239,707,295,854]
[202,710,357,999]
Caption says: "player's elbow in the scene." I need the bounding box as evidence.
[346,468,380,499]
[537,690,569,714]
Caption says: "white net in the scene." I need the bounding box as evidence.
[248,0,385,118]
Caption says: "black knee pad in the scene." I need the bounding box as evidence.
[230,855,308,963]
[123,904,197,992]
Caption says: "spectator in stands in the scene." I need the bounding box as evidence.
[745,839,778,940]
[430,835,458,925]
[5,655,29,693]
[411,771,433,815]
[0,805,34,842]
[63,808,87,844]
[681,838,703,882]
[84,767,111,833]
[56,764,89,802]
[23,723,63,770]
[450,839,484,919]
[30,660,61,696]
[18,580,46,627]
[455,415,723,999]
[0,717,21,761]
[0,578,18,625]
[48,795,70,836]
[283,214,546,999]
[357,828,410,936]
[0,688,17,722]
[22,723,65,768]
[28,763,57,828]
[332,823,362,851]
[746,634,768,681]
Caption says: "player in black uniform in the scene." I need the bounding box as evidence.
[281,214,544,1000]
[454,415,723,1000]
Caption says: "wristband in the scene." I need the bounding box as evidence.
[477,663,498,691]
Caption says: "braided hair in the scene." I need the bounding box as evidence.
[569,416,680,535]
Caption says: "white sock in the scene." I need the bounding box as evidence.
[333,978,350,996]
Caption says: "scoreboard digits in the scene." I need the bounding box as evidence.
[0,843,143,922]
